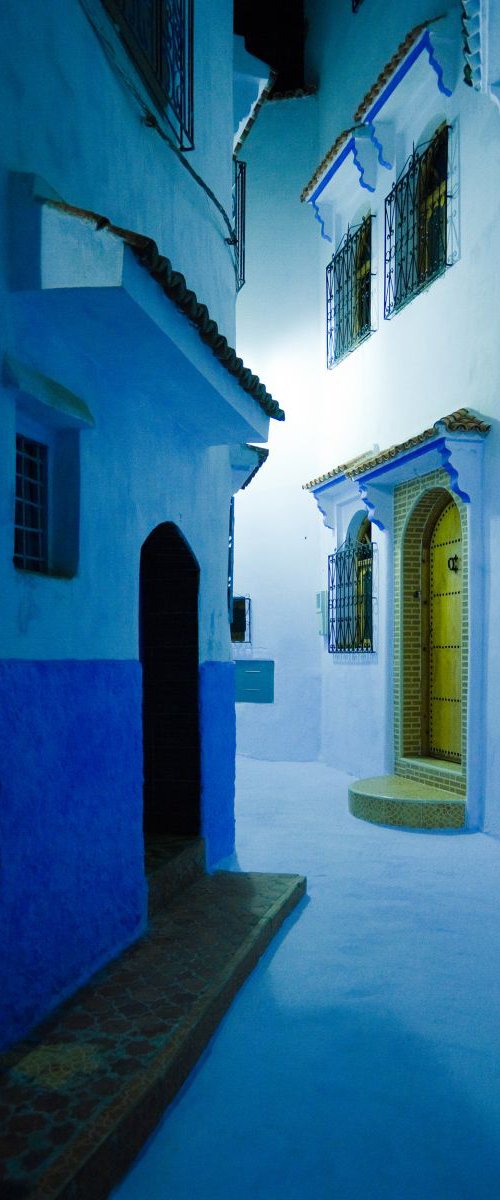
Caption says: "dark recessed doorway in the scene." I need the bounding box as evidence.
[140,523,200,836]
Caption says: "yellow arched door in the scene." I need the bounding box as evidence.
[429,500,462,761]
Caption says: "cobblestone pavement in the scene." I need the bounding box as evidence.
[0,854,306,1200]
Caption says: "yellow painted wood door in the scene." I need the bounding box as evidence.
[429,501,462,761]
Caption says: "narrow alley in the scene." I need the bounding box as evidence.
[115,757,500,1200]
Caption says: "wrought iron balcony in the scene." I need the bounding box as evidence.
[384,125,450,318]
[328,536,374,653]
[326,217,372,367]
[102,0,194,149]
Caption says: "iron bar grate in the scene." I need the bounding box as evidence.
[234,160,247,292]
[328,537,373,653]
[103,0,194,148]
[384,125,449,318]
[326,216,372,367]
[14,435,48,573]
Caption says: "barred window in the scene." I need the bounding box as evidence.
[231,596,252,644]
[102,0,194,149]
[384,125,449,318]
[328,520,373,653]
[227,497,235,616]
[14,435,48,573]
[326,216,372,367]
[233,159,247,292]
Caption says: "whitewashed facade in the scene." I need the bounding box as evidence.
[234,0,500,833]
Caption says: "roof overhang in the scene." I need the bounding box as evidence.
[230,443,269,493]
[7,174,283,445]
[303,410,491,530]
[301,13,460,241]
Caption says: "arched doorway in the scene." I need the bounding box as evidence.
[401,487,464,765]
[140,523,200,836]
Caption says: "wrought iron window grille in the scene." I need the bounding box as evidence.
[233,160,247,292]
[14,435,49,573]
[328,535,374,653]
[227,497,235,617]
[102,0,194,149]
[384,125,454,319]
[231,595,252,644]
[326,216,373,368]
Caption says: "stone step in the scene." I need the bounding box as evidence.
[145,834,205,917]
[0,870,306,1200]
[349,774,466,830]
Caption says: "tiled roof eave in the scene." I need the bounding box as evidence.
[303,410,491,491]
[241,445,269,490]
[300,15,446,205]
[44,199,284,422]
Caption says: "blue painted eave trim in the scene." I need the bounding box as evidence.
[364,29,452,129]
[311,436,445,498]
[306,25,452,228]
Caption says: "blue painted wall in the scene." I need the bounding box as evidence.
[0,659,146,1051]
[200,661,236,868]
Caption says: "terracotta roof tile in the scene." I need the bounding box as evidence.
[300,127,355,203]
[268,84,317,102]
[353,19,432,122]
[303,410,490,490]
[241,446,269,490]
[46,200,285,422]
[234,79,316,158]
[233,73,277,157]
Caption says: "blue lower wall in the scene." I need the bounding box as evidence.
[199,661,236,868]
[0,659,146,1051]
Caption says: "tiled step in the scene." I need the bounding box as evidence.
[349,774,466,830]
[145,834,205,916]
[0,870,306,1200]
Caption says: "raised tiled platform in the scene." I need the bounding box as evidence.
[144,834,205,916]
[0,868,306,1199]
[349,774,466,830]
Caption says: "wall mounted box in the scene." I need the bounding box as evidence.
[235,659,274,703]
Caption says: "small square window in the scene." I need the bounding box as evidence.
[14,435,48,573]
[231,596,252,644]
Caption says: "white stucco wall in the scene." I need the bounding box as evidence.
[233,95,326,760]
[236,0,500,827]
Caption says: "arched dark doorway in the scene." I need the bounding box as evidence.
[140,523,200,836]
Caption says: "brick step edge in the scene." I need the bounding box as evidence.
[31,873,306,1200]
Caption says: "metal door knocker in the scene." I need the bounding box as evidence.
[447,554,459,573]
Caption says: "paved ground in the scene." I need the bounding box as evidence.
[115,757,500,1200]
[0,849,304,1199]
